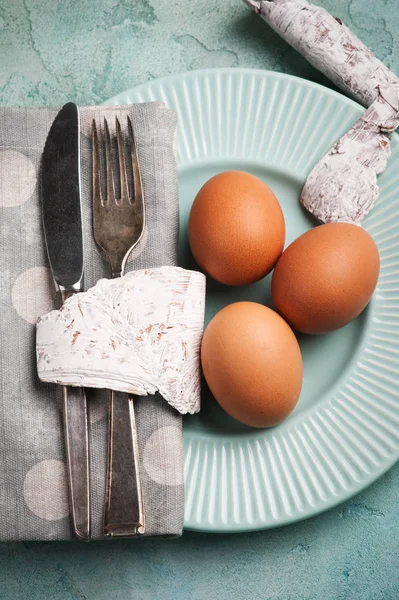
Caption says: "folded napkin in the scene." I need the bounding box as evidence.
[0,102,182,540]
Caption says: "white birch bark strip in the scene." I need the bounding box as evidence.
[301,89,398,223]
[244,0,399,224]
[36,266,206,415]
[245,0,399,106]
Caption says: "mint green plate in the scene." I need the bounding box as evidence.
[106,69,399,532]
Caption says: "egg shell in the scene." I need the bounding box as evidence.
[188,171,285,286]
[201,302,303,428]
[271,223,380,334]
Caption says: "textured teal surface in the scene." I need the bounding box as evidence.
[1,0,399,598]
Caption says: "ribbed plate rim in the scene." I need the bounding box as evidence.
[104,68,399,532]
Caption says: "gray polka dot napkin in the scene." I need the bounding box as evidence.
[0,103,183,540]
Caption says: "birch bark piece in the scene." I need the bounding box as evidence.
[244,0,399,224]
[301,89,399,224]
[36,267,206,415]
[245,0,399,106]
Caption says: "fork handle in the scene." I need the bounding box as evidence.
[104,391,145,537]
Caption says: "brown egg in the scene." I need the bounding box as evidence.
[271,223,380,334]
[201,302,303,428]
[188,171,285,286]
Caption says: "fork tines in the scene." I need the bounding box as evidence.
[92,115,144,208]
[92,115,145,277]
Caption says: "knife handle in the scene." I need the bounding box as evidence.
[62,385,91,541]
[103,391,145,537]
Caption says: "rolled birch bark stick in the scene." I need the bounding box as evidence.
[244,0,399,224]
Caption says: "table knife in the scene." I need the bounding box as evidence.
[41,102,90,541]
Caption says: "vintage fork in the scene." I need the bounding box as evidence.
[92,116,145,537]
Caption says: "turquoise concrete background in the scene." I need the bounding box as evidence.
[1,0,399,598]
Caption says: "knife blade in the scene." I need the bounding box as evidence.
[41,102,90,541]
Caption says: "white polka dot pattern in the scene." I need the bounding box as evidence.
[0,150,36,207]
[12,266,56,324]
[143,426,183,486]
[23,459,70,520]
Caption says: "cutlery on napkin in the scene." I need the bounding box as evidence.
[0,102,184,540]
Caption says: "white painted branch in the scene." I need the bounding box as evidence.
[244,0,399,224]
[36,267,206,415]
